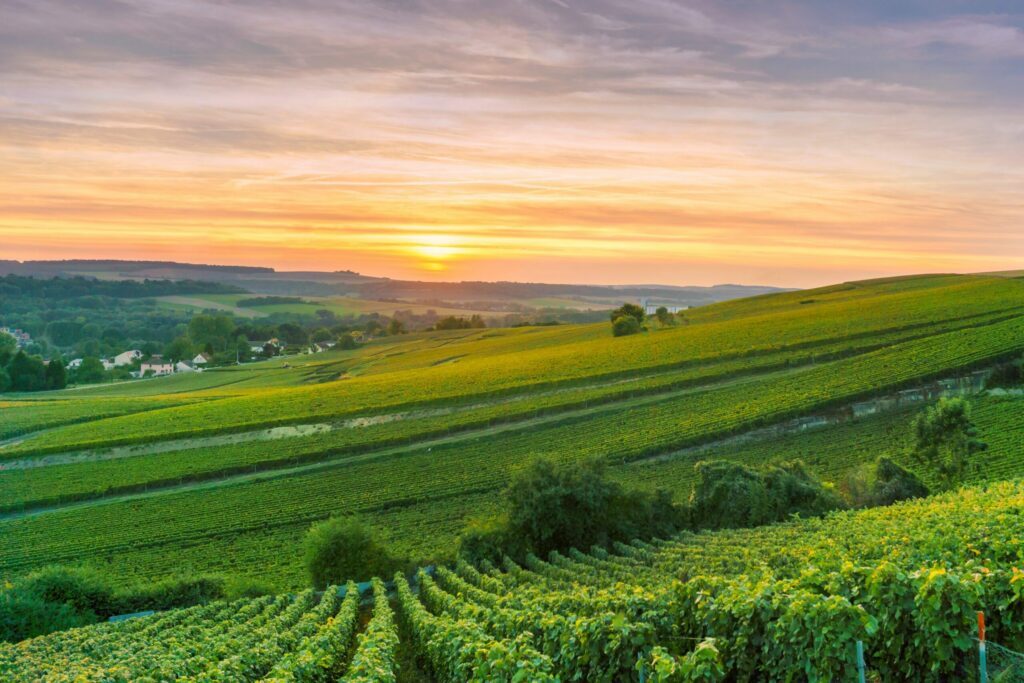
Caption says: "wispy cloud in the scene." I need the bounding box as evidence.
[1,1,1022,286]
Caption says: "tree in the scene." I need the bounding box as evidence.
[337,334,358,350]
[164,335,194,363]
[44,359,67,390]
[612,315,641,337]
[74,357,107,384]
[912,397,987,490]
[688,460,843,530]
[310,328,333,343]
[460,459,679,564]
[276,322,308,347]
[609,303,645,325]
[303,517,402,589]
[655,306,675,326]
[0,366,10,393]
[0,333,15,356]
[386,319,406,336]
[6,351,47,392]
[188,314,235,352]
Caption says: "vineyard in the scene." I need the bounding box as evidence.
[3,274,1024,589]
[4,479,1024,681]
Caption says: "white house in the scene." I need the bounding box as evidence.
[639,299,689,316]
[140,355,174,377]
[192,353,212,365]
[175,360,199,373]
[67,358,83,370]
[112,349,142,367]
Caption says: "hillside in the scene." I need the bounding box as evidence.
[4,480,1023,680]
[2,273,1024,590]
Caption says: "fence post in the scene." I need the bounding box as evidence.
[978,611,988,683]
[856,640,866,683]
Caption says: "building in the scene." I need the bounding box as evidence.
[192,353,212,365]
[111,349,142,367]
[67,358,83,370]
[0,327,32,347]
[140,355,174,377]
[639,299,689,316]
[175,360,199,373]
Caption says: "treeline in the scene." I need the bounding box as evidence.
[0,275,242,300]
[0,340,66,392]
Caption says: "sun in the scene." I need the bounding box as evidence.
[407,234,464,270]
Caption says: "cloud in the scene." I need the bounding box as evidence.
[880,17,1024,59]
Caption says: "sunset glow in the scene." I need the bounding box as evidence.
[2,1,1023,286]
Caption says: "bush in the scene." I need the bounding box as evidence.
[459,459,682,564]
[17,566,115,616]
[688,460,843,530]
[0,590,92,643]
[870,457,929,506]
[303,517,403,589]
[116,575,229,614]
[612,315,641,337]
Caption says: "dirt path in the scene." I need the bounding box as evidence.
[1,362,806,471]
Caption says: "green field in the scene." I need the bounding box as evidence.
[3,273,1024,594]
[5,479,1023,680]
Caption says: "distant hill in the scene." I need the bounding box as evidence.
[0,259,790,309]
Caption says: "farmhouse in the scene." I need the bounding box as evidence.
[192,353,212,365]
[111,349,142,367]
[175,360,199,373]
[140,355,174,377]
[67,358,83,369]
[639,299,689,316]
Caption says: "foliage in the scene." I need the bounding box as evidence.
[612,315,642,336]
[912,397,987,490]
[868,457,930,506]
[687,459,843,530]
[460,458,680,563]
[303,517,403,589]
[342,578,400,682]
[0,590,92,644]
[610,302,646,325]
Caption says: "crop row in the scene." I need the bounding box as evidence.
[3,316,1023,581]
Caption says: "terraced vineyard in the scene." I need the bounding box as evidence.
[3,274,1024,590]
[5,480,1023,681]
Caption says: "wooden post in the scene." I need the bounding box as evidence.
[856,640,866,683]
[978,611,988,683]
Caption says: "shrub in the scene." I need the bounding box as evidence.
[612,315,641,337]
[688,460,843,530]
[17,565,115,616]
[303,516,403,589]
[0,590,92,643]
[115,575,229,614]
[870,457,929,506]
[459,459,682,564]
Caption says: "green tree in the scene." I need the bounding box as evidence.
[460,459,679,563]
[912,397,987,490]
[0,333,15,356]
[187,314,235,352]
[337,333,358,350]
[0,366,10,393]
[44,359,67,390]
[163,335,194,362]
[311,328,333,343]
[45,321,83,347]
[655,306,675,326]
[611,315,641,337]
[609,303,645,325]
[74,357,107,384]
[303,517,402,589]
[688,460,843,530]
[870,457,929,506]
[386,318,406,335]
[7,351,47,392]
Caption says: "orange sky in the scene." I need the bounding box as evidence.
[2,1,1023,287]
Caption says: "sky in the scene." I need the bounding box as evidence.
[1,1,1023,288]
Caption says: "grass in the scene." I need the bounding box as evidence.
[3,273,1024,590]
